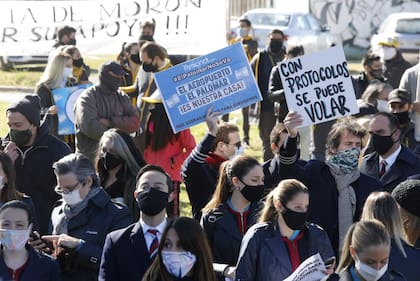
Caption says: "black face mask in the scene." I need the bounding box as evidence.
[73,58,84,68]
[369,68,384,79]
[143,61,158,73]
[240,183,265,202]
[100,152,123,170]
[392,111,410,125]
[68,38,77,45]
[371,132,395,155]
[269,39,283,53]
[137,188,168,216]
[130,54,142,65]
[100,73,124,90]
[9,128,32,147]
[282,205,307,230]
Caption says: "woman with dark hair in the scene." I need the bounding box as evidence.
[235,179,334,281]
[0,200,60,281]
[201,155,264,280]
[117,42,141,104]
[0,151,38,230]
[96,128,146,220]
[143,101,195,217]
[142,217,216,281]
[63,45,91,85]
[361,192,420,281]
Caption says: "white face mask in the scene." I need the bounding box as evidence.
[376,100,389,112]
[381,47,397,61]
[355,255,388,281]
[63,67,73,78]
[0,225,32,250]
[161,251,196,278]
[62,188,83,206]
[229,146,245,160]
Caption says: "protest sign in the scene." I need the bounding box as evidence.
[283,253,327,281]
[154,43,262,133]
[279,46,358,127]
[0,0,228,56]
[52,84,92,135]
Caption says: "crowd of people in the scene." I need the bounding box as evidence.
[0,18,419,281]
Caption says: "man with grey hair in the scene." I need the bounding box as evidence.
[33,153,131,281]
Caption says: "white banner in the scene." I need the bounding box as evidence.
[0,0,228,56]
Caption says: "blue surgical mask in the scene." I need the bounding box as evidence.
[161,251,196,278]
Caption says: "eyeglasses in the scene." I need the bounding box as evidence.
[55,182,81,195]
[224,141,242,149]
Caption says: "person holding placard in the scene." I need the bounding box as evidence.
[280,111,383,256]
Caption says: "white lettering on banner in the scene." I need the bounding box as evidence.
[279,46,359,127]
[0,0,227,56]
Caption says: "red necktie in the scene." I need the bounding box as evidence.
[379,160,387,178]
[148,229,159,259]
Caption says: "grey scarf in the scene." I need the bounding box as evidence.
[53,187,101,235]
[326,161,360,253]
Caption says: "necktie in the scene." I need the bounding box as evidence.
[148,229,159,259]
[379,160,387,178]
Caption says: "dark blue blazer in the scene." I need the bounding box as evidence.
[389,239,420,281]
[98,221,156,281]
[0,246,60,281]
[360,146,420,192]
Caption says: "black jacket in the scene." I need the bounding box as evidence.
[0,245,60,281]
[51,188,131,281]
[360,146,420,192]
[279,137,383,254]
[384,52,412,89]
[4,121,71,234]
[389,239,420,281]
[235,222,334,281]
[201,202,261,266]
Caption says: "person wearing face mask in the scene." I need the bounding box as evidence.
[117,42,142,105]
[74,61,140,163]
[236,179,335,281]
[142,93,195,217]
[49,25,77,61]
[96,128,146,221]
[0,152,39,231]
[30,153,131,281]
[0,200,60,281]
[63,45,91,85]
[386,89,420,153]
[250,29,286,161]
[135,42,172,152]
[356,82,393,118]
[98,165,171,281]
[352,51,386,99]
[201,156,264,281]
[182,108,242,221]
[36,51,77,150]
[280,112,383,256]
[377,38,412,89]
[142,217,216,281]
[360,112,420,193]
[3,95,71,235]
[323,220,405,281]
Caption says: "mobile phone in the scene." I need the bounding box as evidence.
[324,257,336,269]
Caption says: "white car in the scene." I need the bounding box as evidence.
[237,8,334,54]
[371,12,420,64]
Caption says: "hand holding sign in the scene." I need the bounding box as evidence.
[280,46,359,128]
[205,107,220,136]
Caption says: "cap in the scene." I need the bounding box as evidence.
[391,179,420,218]
[378,37,398,48]
[388,88,411,104]
[141,90,162,103]
[6,95,41,127]
[99,61,125,76]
